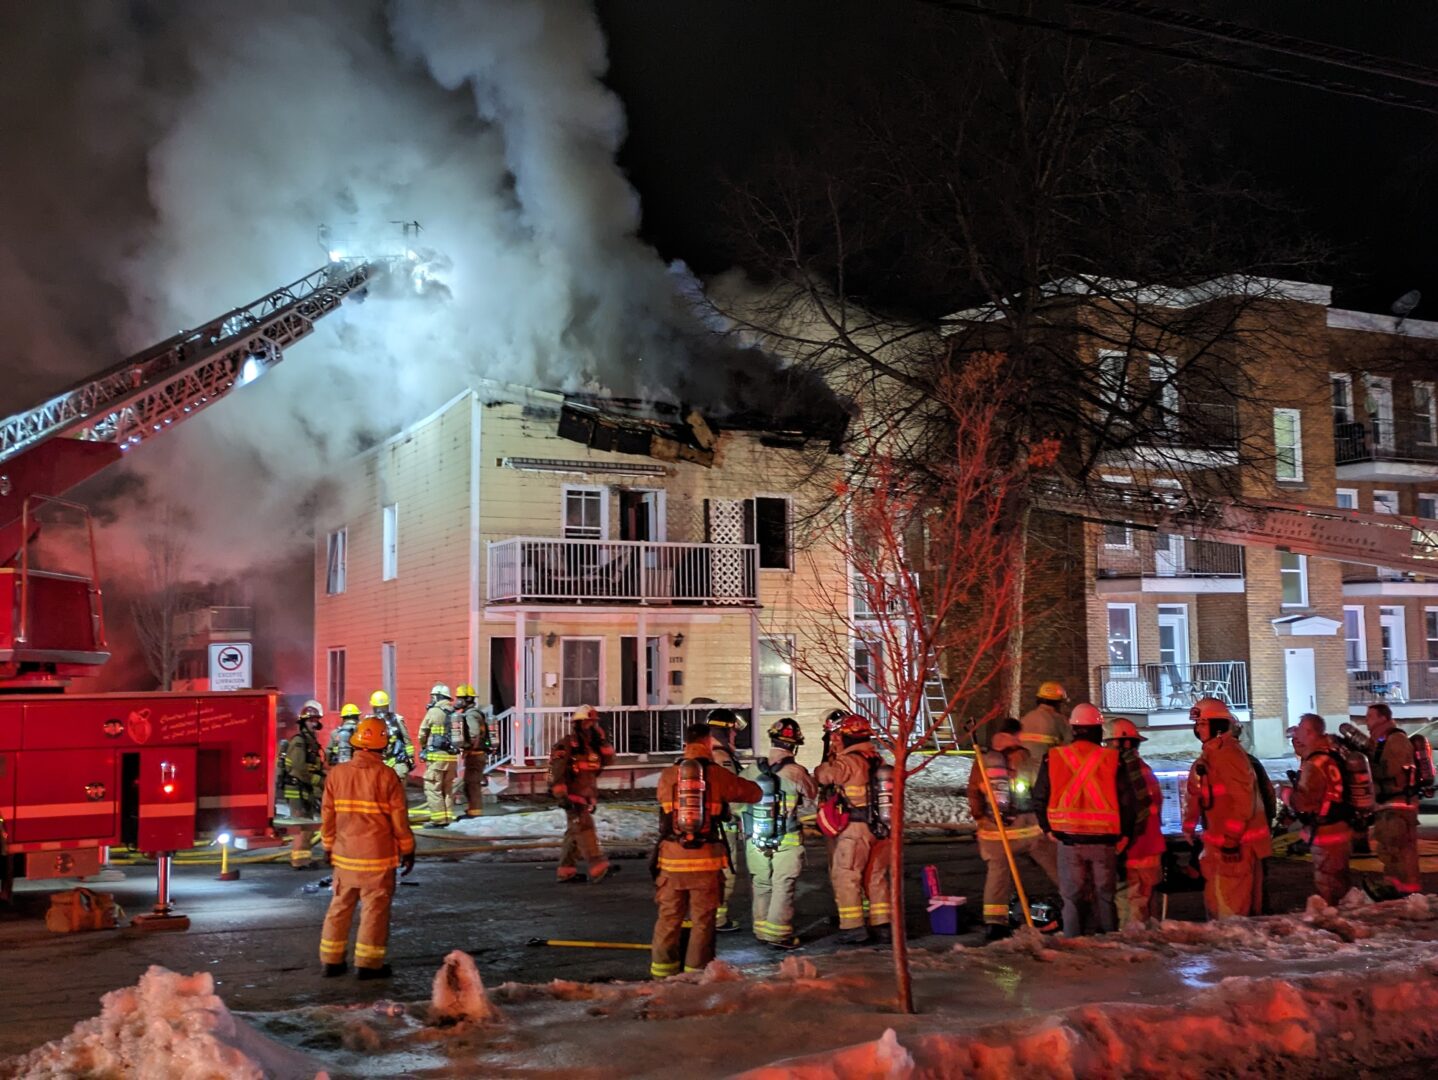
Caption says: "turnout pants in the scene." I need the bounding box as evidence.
[978,834,1059,925]
[1200,842,1261,918]
[463,751,488,815]
[320,874,396,970]
[423,759,458,826]
[651,870,721,978]
[285,798,319,869]
[1116,855,1162,927]
[748,840,804,943]
[830,822,892,929]
[1311,823,1353,906]
[1056,841,1118,937]
[557,806,608,880]
[1373,809,1421,896]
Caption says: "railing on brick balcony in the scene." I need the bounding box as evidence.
[1335,417,1438,466]
[1347,662,1438,705]
[1096,661,1249,712]
[498,703,754,766]
[1097,533,1244,579]
[487,537,759,605]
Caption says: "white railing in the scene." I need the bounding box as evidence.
[505,703,753,766]
[485,707,515,773]
[488,537,759,605]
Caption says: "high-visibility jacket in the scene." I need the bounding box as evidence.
[967,744,1042,842]
[655,745,763,873]
[1184,731,1267,849]
[321,750,415,888]
[741,755,817,850]
[419,704,459,763]
[1035,739,1124,842]
[1367,718,1419,810]
[1018,703,1070,758]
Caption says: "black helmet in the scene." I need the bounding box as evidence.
[767,717,804,748]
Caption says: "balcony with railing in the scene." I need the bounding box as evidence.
[492,703,754,767]
[1346,662,1438,705]
[487,538,758,606]
[1335,417,1438,470]
[1096,661,1249,713]
[172,605,254,643]
[1096,532,1244,593]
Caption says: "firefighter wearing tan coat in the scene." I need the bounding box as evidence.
[418,684,459,827]
[1018,682,1071,762]
[1284,714,1352,906]
[549,705,616,883]
[457,685,490,817]
[740,718,817,950]
[319,716,416,979]
[1183,698,1271,919]
[1362,703,1421,898]
[814,714,894,945]
[283,700,326,870]
[651,722,763,977]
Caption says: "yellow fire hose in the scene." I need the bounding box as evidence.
[972,746,1035,929]
[526,937,650,950]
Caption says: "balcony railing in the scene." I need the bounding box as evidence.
[172,605,254,640]
[1096,661,1249,712]
[1347,662,1438,705]
[1097,533,1244,579]
[499,703,754,765]
[1335,417,1438,466]
[487,538,758,605]
[1102,400,1239,451]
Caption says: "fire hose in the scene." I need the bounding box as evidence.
[526,937,650,950]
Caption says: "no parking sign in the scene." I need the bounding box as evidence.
[208,642,253,691]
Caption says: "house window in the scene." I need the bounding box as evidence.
[1331,373,1353,424]
[1426,609,1438,662]
[1273,409,1303,481]
[326,648,346,712]
[749,497,793,570]
[563,487,606,540]
[382,504,398,581]
[1106,604,1137,675]
[1149,356,1178,416]
[1336,489,1358,511]
[759,636,796,712]
[1344,607,1366,670]
[1280,552,1308,607]
[1374,490,1400,515]
[1102,524,1133,548]
[325,528,347,595]
[1097,351,1127,405]
[381,642,397,704]
[1418,494,1438,520]
[1415,382,1437,445]
[561,638,602,707]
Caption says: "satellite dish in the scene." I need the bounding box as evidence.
[1391,289,1421,317]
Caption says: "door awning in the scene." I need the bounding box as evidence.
[1271,614,1342,636]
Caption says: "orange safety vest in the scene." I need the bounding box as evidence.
[1046,741,1121,836]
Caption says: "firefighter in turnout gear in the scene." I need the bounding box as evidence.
[327,703,362,765]
[1182,698,1271,918]
[419,683,459,827]
[283,700,327,869]
[1361,703,1421,898]
[651,722,763,978]
[741,718,817,950]
[966,718,1058,940]
[457,684,491,817]
[549,705,616,883]
[1019,681,1071,762]
[706,708,747,930]
[1284,714,1353,906]
[1105,718,1164,927]
[1034,703,1138,937]
[813,713,894,945]
[368,690,415,780]
[319,716,416,980]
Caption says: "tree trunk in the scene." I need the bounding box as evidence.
[888,753,914,1014]
[1003,498,1033,718]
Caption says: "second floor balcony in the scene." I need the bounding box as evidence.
[1096,531,1244,593]
[487,537,759,606]
[1335,417,1438,478]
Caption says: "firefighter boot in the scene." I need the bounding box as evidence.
[835,927,872,946]
[872,924,893,945]
[356,964,393,981]
[321,962,348,978]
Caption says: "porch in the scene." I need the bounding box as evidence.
[1094,660,1250,713]
[487,537,759,606]
[1347,661,1438,706]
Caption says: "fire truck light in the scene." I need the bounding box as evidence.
[239,358,262,385]
[162,782,176,795]
[216,832,232,846]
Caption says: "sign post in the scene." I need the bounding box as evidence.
[208,642,253,691]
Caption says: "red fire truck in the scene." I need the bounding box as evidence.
[0,253,393,924]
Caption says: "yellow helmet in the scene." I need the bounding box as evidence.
[456,683,475,699]
[370,690,391,709]
[1036,681,1067,702]
[352,716,388,750]
[572,704,600,723]
[340,703,361,719]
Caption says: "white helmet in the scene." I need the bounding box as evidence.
[300,699,323,719]
[430,683,452,700]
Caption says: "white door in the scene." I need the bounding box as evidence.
[1284,647,1317,722]
[523,637,540,709]
[1156,606,1190,705]
[645,636,665,706]
[1369,376,1395,450]
[1379,607,1408,697]
[1153,533,1187,577]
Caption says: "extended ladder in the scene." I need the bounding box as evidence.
[922,669,961,752]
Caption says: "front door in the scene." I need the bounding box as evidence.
[1284,647,1316,722]
[1153,533,1187,577]
[1156,605,1190,705]
[1379,606,1408,697]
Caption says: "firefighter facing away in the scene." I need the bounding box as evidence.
[369,690,415,780]
[706,707,747,930]
[814,713,895,945]
[319,715,416,980]
[549,704,616,883]
[283,699,327,870]
[327,703,362,765]
[741,718,818,950]
[1360,703,1422,898]
[967,717,1058,940]
[1105,718,1164,927]
[1284,713,1355,906]
[457,684,492,817]
[651,722,763,978]
[1019,681,1072,761]
[418,683,459,827]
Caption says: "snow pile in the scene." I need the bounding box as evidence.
[905,752,973,829]
[445,806,658,845]
[4,967,322,1080]
[429,951,503,1026]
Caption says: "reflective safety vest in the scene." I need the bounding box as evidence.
[1045,741,1121,837]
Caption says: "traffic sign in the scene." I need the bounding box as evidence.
[209,642,253,691]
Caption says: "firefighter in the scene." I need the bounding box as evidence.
[1361,702,1421,898]
[1105,718,1164,927]
[283,699,327,870]
[327,703,362,765]
[318,716,416,980]
[813,713,894,945]
[549,704,616,883]
[651,722,763,978]
[419,683,459,828]
[457,684,491,817]
[966,717,1058,940]
[1019,681,1071,761]
[706,707,747,931]
[1182,697,1271,919]
[369,690,415,780]
[741,718,817,950]
[1033,703,1137,937]
[1284,713,1352,906]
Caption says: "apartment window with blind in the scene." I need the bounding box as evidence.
[382,503,398,581]
[1344,607,1366,670]
[1102,524,1132,548]
[1418,494,1438,520]
[563,486,606,540]
[1336,489,1358,511]
[1274,409,1303,481]
[759,636,796,712]
[561,639,602,706]
[1106,604,1137,675]
[325,528,347,595]
[326,648,346,711]
[1281,552,1308,607]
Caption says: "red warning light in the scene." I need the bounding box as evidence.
[159,760,178,797]
[162,782,176,796]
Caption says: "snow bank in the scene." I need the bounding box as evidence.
[429,951,502,1025]
[4,967,323,1080]
[445,805,658,844]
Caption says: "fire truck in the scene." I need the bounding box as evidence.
[0,251,396,924]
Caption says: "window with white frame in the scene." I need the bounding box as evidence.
[326,648,346,711]
[563,487,606,540]
[1106,604,1137,675]
[759,636,796,712]
[1344,607,1366,670]
[1426,609,1438,663]
[1419,493,1438,520]
[560,638,602,707]
[1102,524,1133,548]
[1273,409,1303,481]
[382,503,398,581]
[1336,488,1359,511]
[325,528,347,595]
[1374,490,1400,515]
[1097,351,1127,405]
[1149,356,1178,415]
[1415,381,1437,445]
[381,642,397,704]
[1331,373,1354,424]
[1280,551,1308,607]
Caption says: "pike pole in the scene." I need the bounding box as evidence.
[972,746,1035,929]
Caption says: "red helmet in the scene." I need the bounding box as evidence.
[838,713,873,740]
[1069,703,1105,728]
[1189,697,1234,723]
[1105,718,1146,744]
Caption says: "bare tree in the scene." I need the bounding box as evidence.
[129,505,202,690]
